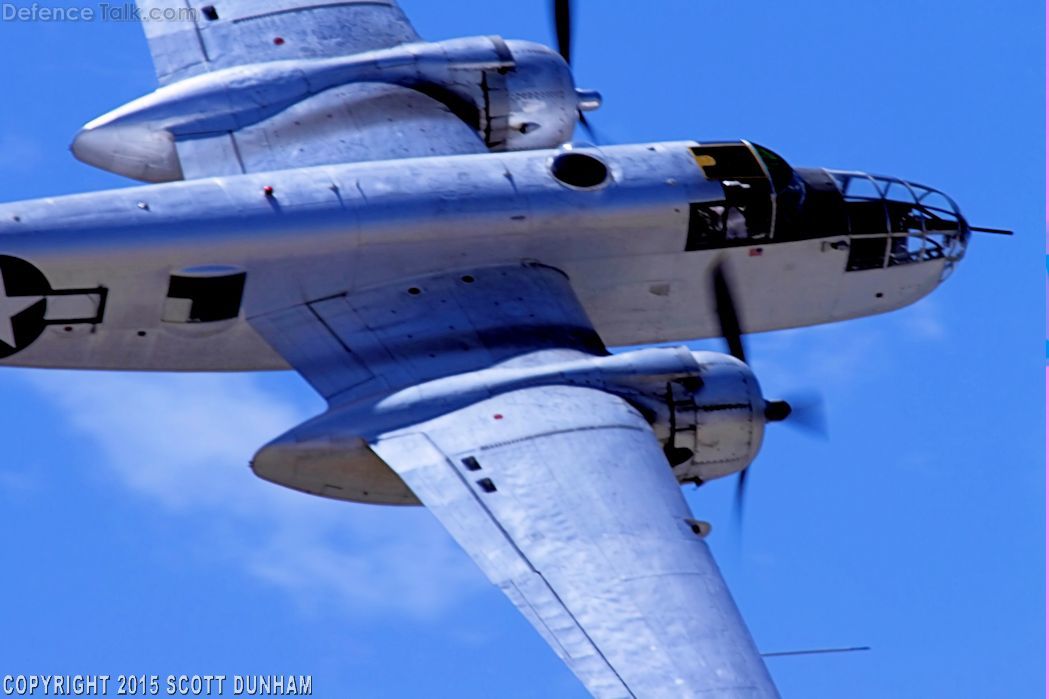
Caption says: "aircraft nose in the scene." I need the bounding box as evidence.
[826,170,970,273]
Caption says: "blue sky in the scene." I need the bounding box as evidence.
[0,1,1043,697]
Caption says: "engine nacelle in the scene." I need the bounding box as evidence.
[657,351,767,485]
[71,36,591,182]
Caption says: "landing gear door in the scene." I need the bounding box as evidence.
[687,143,774,250]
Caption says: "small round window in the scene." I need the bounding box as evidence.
[550,151,609,189]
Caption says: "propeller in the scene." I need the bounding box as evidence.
[734,395,825,531]
[711,259,747,364]
[578,112,600,143]
[732,465,749,532]
[709,259,826,529]
[551,0,604,143]
[780,390,828,439]
[553,0,573,66]
[709,259,754,528]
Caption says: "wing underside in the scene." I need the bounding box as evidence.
[245,263,779,697]
[137,0,420,86]
[374,385,778,698]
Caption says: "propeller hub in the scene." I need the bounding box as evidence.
[764,400,792,423]
[576,88,602,112]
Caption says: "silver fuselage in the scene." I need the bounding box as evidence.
[0,141,952,371]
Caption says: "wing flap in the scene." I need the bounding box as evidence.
[248,263,604,402]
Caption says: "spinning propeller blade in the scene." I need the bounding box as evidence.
[709,259,827,530]
[781,391,829,439]
[709,259,755,526]
[733,465,749,532]
[553,0,573,65]
[711,259,747,364]
[578,112,599,142]
[551,0,605,143]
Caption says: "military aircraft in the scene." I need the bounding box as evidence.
[0,1,997,696]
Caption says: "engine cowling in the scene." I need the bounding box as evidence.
[657,351,767,485]
[492,40,578,151]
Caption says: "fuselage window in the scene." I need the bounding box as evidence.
[163,266,246,323]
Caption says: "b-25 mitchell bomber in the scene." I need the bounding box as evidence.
[0,1,1000,696]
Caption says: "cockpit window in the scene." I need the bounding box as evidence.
[687,143,774,249]
[752,143,794,193]
[693,145,766,180]
[686,141,803,248]
[684,139,969,276]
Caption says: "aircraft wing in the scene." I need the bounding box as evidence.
[119,2,486,179]
[373,389,779,698]
[246,264,780,698]
[136,0,421,86]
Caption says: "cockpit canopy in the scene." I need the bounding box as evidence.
[686,140,968,276]
[826,171,968,272]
